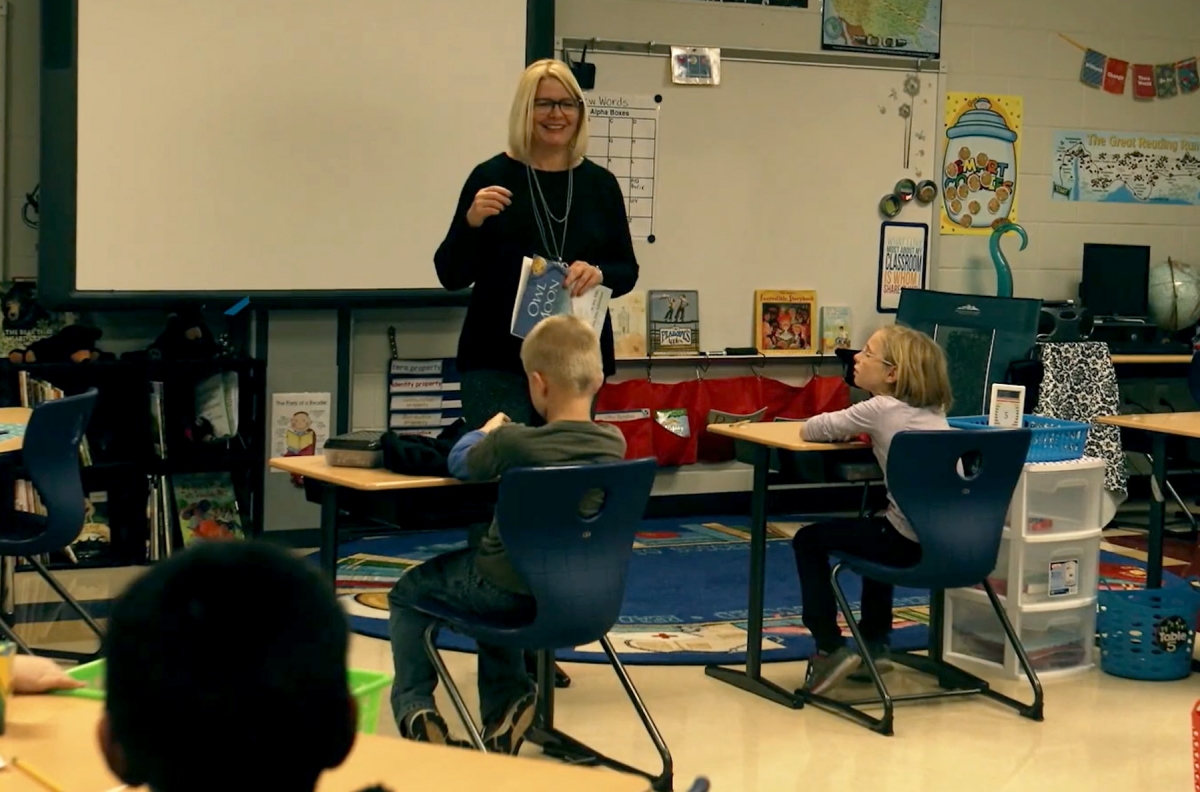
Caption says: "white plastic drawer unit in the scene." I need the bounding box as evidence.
[1006,457,1105,538]
[944,590,1096,679]
[987,531,1102,607]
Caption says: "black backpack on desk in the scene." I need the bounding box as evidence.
[380,419,467,477]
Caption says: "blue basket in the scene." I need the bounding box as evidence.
[945,415,1089,463]
[1096,585,1200,681]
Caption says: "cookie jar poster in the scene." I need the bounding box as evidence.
[940,93,1023,235]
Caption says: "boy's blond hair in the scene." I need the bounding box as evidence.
[877,325,953,411]
[521,315,603,395]
[508,59,589,166]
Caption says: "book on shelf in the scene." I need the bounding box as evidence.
[610,291,648,359]
[17,370,92,464]
[820,306,852,354]
[173,471,246,546]
[648,290,700,356]
[510,256,612,339]
[755,290,818,356]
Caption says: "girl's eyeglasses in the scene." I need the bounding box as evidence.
[860,348,895,366]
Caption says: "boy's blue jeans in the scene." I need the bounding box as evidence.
[388,547,535,730]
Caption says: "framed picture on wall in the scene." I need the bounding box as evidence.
[755,290,818,355]
[683,0,808,6]
[877,221,929,313]
[821,0,943,59]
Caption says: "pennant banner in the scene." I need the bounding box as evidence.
[1062,35,1200,102]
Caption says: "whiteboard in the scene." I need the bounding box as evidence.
[587,51,939,352]
[73,0,526,293]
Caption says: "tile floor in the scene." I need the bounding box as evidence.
[9,519,1200,792]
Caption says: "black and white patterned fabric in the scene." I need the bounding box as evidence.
[1034,341,1128,497]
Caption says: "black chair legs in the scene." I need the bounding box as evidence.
[421,624,487,751]
[0,555,104,661]
[21,555,104,662]
[799,564,1044,735]
[421,624,673,792]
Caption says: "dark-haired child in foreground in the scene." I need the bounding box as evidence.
[387,315,625,753]
[99,540,389,792]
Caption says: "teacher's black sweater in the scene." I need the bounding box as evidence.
[434,153,639,378]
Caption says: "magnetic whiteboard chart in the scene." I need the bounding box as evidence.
[73,0,526,293]
[586,51,939,352]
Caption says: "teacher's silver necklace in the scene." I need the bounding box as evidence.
[526,164,572,262]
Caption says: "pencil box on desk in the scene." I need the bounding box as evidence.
[324,431,385,468]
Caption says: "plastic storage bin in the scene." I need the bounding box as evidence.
[944,590,1096,678]
[58,659,394,734]
[1097,586,1200,681]
[1006,458,1105,538]
[988,532,1101,607]
[947,415,1088,463]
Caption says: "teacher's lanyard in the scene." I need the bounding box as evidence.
[526,165,572,263]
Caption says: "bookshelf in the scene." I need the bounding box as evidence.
[1,356,267,569]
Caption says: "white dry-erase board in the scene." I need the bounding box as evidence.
[579,43,941,352]
[61,0,526,297]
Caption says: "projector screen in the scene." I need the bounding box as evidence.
[68,0,527,295]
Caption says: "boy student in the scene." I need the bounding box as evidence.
[387,314,625,752]
[792,325,952,695]
[98,541,389,792]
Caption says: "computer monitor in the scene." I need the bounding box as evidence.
[1080,243,1150,318]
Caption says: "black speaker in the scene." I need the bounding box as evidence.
[1037,302,1092,342]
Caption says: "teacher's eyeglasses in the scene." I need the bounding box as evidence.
[534,99,581,115]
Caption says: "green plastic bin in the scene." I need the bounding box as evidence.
[56,659,393,734]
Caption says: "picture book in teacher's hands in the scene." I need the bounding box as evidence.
[510,256,612,339]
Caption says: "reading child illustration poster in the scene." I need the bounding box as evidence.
[270,392,331,472]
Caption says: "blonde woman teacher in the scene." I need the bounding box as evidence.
[434,59,639,431]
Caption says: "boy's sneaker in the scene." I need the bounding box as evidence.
[848,643,893,683]
[802,646,862,696]
[483,689,537,755]
[401,708,451,745]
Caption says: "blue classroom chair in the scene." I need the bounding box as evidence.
[0,389,103,661]
[801,428,1045,735]
[412,458,673,791]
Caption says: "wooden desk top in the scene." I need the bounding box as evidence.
[0,407,29,455]
[1096,411,1200,440]
[268,455,462,491]
[1110,354,1193,365]
[707,420,867,452]
[0,696,646,792]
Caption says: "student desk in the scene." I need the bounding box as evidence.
[0,407,30,455]
[265,456,588,768]
[703,422,868,708]
[1109,354,1192,365]
[0,695,646,792]
[268,455,468,581]
[1095,411,1200,588]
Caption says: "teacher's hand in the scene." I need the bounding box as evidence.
[465,186,512,228]
[564,261,603,297]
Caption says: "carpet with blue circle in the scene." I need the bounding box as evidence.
[335,515,1182,666]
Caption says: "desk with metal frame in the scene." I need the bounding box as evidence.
[702,421,878,708]
[1095,411,1200,589]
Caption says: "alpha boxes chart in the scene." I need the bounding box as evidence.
[586,93,661,242]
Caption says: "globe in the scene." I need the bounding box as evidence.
[1148,258,1200,332]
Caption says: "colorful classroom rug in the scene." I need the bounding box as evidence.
[333,515,1187,666]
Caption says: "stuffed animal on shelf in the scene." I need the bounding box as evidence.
[8,324,109,364]
[146,307,220,361]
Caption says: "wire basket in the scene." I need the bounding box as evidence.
[1097,586,1200,681]
[946,415,1088,463]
